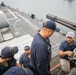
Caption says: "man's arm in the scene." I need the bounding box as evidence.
[19,54,23,67]
[59,50,73,57]
[59,51,67,57]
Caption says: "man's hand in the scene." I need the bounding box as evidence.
[65,51,73,57]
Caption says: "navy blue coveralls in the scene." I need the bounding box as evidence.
[30,33,52,75]
[19,53,31,69]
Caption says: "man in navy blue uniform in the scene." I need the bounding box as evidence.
[30,20,57,75]
[0,46,20,75]
[59,31,76,74]
[19,46,31,69]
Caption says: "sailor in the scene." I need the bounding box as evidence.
[30,20,57,75]
[0,46,20,75]
[1,2,5,6]
[19,46,31,69]
[31,14,35,19]
[3,66,34,75]
[59,31,76,74]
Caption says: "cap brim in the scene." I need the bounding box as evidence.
[66,35,73,38]
[13,46,18,54]
[54,27,60,32]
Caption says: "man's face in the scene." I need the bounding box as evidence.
[66,37,74,44]
[47,29,54,38]
[25,49,30,55]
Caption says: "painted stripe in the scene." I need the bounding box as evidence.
[50,63,60,71]
[52,43,60,48]
[7,9,17,19]
[1,8,17,20]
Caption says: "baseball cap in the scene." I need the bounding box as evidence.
[66,31,75,38]
[24,46,30,50]
[44,20,57,31]
[3,66,34,75]
[1,46,18,59]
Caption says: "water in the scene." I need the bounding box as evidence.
[0,0,76,32]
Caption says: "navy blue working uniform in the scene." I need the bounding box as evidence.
[30,33,51,75]
[59,40,76,60]
[19,53,31,68]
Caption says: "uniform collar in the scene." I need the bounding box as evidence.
[38,32,48,42]
[38,33,51,47]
